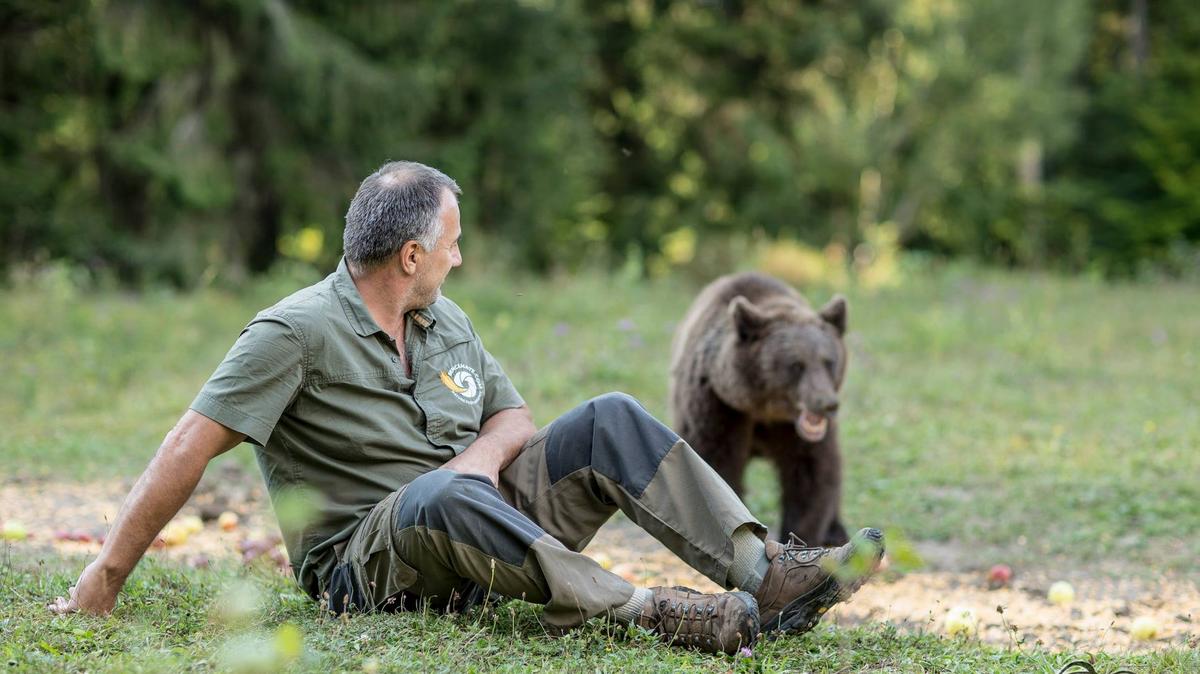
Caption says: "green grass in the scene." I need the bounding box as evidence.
[4,556,1196,673]
[2,259,1198,671]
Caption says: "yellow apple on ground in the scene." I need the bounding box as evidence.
[218,511,240,532]
[1131,616,1159,641]
[162,522,190,547]
[943,606,978,637]
[1048,581,1075,605]
[1,520,28,541]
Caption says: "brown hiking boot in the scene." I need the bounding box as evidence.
[635,586,759,655]
[754,527,884,634]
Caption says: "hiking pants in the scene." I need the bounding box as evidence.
[331,392,766,628]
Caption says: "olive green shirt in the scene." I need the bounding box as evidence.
[190,258,525,597]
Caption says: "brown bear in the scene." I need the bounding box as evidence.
[669,271,850,546]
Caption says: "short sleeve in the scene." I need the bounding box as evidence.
[189,314,305,446]
[478,340,525,420]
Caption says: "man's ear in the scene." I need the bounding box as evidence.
[728,296,768,341]
[819,295,847,336]
[398,240,424,275]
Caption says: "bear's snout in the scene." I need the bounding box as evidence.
[809,395,839,416]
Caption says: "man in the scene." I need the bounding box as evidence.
[50,161,883,655]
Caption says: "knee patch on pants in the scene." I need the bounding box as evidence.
[544,392,678,498]
[395,469,544,566]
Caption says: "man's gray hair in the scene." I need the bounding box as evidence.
[343,161,461,268]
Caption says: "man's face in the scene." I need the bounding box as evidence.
[413,189,463,307]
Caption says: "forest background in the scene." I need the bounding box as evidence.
[3,0,1199,287]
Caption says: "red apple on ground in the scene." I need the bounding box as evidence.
[987,563,1013,589]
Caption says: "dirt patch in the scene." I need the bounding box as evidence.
[0,469,282,567]
[580,521,1199,653]
[4,478,1197,653]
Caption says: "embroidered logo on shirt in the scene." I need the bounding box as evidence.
[440,364,483,404]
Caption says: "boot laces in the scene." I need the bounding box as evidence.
[779,533,826,564]
[659,596,718,642]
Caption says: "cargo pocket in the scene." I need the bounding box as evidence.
[332,488,420,614]
[354,522,419,612]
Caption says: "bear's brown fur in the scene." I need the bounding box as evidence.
[669,271,850,545]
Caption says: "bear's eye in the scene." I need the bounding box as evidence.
[824,358,836,374]
[789,362,806,378]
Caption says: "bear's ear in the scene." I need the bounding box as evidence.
[819,295,847,336]
[728,296,768,341]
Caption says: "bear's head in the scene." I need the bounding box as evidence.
[716,293,847,442]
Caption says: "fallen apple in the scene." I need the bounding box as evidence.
[1047,581,1075,605]
[987,563,1013,589]
[161,522,190,547]
[240,536,280,563]
[1130,616,1159,641]
[54,529,96,543]
[180,515,205,536]
[1,520,27,542]
[943,606,978,637]
[218,511,239,532]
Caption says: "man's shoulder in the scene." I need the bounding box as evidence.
[251,274,339,337]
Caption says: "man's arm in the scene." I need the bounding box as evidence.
[48,410,245,616]
[442,405,536,487]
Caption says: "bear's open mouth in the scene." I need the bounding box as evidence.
[796,409,829,442]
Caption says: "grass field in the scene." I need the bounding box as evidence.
[2,259,1198,672]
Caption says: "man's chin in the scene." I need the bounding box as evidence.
[419,288,442,308]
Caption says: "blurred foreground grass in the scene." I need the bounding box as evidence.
[4,557,1198,673]
[2,260,1198,671]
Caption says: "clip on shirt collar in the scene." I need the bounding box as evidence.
[408,309,435,330]
[334,258,438,336]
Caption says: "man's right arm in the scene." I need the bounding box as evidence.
[48,410,245,616]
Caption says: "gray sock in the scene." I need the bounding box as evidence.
[728,525,770,593]
[611,587,653,624]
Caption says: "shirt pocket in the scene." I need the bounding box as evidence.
[416,336,485,452]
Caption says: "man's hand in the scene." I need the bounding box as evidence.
[442,450,504,487]
[47,560,122,616]
[443,406,536,487]
[46,410,244,617]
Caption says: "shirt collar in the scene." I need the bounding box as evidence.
[333,257,437,337]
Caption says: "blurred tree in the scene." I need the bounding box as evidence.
[583,0,1089,273]
[1,0,1196,283]
[1050,0,1200,276]
[583,0,899,268]
[1,0,600,283]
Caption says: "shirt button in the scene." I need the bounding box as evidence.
[390,356,399,363]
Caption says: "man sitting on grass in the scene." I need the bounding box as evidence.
[50,160,884,655]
